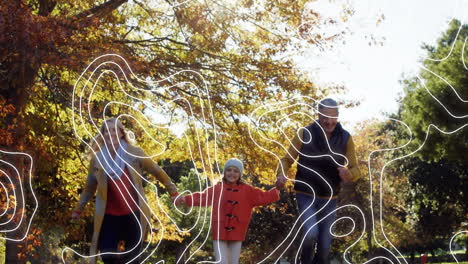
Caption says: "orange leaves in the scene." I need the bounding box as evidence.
[177,4,214,37]
[0,96,16,144]
[16,252,26,260]
[15,227,43,260]
[0,129,14,146]
[0,97,15,117]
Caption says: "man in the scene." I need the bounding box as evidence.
[275,98,361,264]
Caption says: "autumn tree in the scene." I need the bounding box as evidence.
[399,18,468,232]
[382,19,468,262]
[0,0,356,262]
[399,19,468,162]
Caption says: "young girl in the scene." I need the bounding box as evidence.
[175,158,279,264]
[72,118,179,264]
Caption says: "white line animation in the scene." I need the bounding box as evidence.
[0,150,38,243]
[57,45,467,263]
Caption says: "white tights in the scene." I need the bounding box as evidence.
[213,240,242,264]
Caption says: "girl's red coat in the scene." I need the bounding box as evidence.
[184,182,279,241]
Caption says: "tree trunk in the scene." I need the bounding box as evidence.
[0,0,131,262]
[1,58,34,262]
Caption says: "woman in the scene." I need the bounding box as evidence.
[72,118,179,264]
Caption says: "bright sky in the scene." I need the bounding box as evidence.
[295,0,467,129]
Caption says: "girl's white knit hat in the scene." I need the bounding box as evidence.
[223,158,244,175]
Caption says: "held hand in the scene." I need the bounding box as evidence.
[172,195,185,206]
[337,167,352,183]
[176,196,185,206]
[275,175,287,190]
[170,192,179,204]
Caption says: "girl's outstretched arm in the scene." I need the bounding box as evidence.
[250,186,280,207]
[136,147,178,195]
[184,185,216,207]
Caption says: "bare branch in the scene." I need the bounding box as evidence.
[74,0,128,22]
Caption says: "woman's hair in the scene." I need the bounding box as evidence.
[87,117,135,158]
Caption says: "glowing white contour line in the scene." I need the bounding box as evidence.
[426,18,466,63]
[63,54,220,263]
[246,96,465,264]
[293,11,467,263]
[81,71,165,263]
[0,154,29,234]
[282,4,468,264]
[246,96,365,263]
[330,216,355,238]
[294,8,468,263]
[247,100,334,260]
[76,54,222,262]
[417,65,468,108]
[0,181,9,217]
[0,150,38,242]
[180,55,466,263]
[449,231,467,264]
[253,98,348,166]
[462,37,468,70]
[333,24,466,262]
[96,112,215,263]
[293,204,366,264]
[71,97,192,260]
[0,168,15,224]
[65,77,163,262]
[368,52,468,263]
[365,118,413,264]
[373,29,468,262]
[374,122,468,264]
[62,21,468,262]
